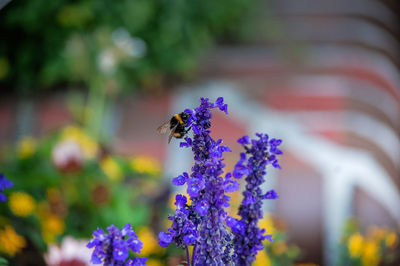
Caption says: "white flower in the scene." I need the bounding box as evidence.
[112,28,147,58]
[45,236,93,266]
[98,48,116,74]
[52,140,84,173]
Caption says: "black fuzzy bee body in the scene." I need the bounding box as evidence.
[157,112,191,143]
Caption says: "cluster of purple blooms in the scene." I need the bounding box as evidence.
[228,134,282,265]
[159,97,283,265]
[160,97,237,265]
[87,224,147,266]
[87,97,282,265]
[0,173,13,202]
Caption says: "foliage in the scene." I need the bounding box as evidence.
[0,126,162,264]
[337,219,399,266]
[256,215,301,266]
[0,0,250,94]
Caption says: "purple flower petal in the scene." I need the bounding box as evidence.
[126,257,148,266]
[263,190,279,199]
[183,234,196,245]
[175,194,187,209]
[158,232,173,247]
[172,173,188,186]
[113,240,129,261]
[237,136,250,145]
[0,173,13,191]
[224,179,239,193]
[195,200,209,216]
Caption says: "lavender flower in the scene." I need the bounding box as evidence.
[229,133,282,265]
[158,194,197,248]
[87,224,146,266]
[0,173,13,202]
[162,97,238,265]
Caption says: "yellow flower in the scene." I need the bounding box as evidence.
[361,240,380,266]
[101,156,123,181]
[61,126,98,158]
[348,233,364,258]
[130,156,161,176]
[9,192,36,217]
[0,226,26,256]
[137,227,162,256]
[17,137,37,159]
[385,232,397,249]
[41,214,65,243]
[146,259,163,266]
[253,249,271,266]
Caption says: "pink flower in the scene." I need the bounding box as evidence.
[45,237,92,266]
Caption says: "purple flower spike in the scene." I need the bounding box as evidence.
[232,133,283,265]
[87,224,145,265]
[160,97,234,265]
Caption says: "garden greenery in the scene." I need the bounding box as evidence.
[0,0,250,94]
[0,126,161,264]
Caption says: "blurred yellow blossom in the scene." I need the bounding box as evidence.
[61,126,98,158]
[17,136,37,159]
[253,249,271,266]
[9,192,36,217]
[137,227,163,256]
[41,214,65,243]
[0,226,26,256]
[227,209,241,220]
[348,233,364,258]
[101,156,123,181]
[130,156,161,176]
[146,259,163,266]
[385,232,397,248]
[361,240,380,266]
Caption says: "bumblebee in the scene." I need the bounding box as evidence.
[157,112,191,143]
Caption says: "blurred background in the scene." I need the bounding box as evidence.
[0,0,399,265]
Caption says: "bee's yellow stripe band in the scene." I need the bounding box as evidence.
[174,114,184,125]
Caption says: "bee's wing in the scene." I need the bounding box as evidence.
[168,124,178,144]
[157,121,170,134]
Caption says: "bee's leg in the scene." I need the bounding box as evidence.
[185,126,192,133]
